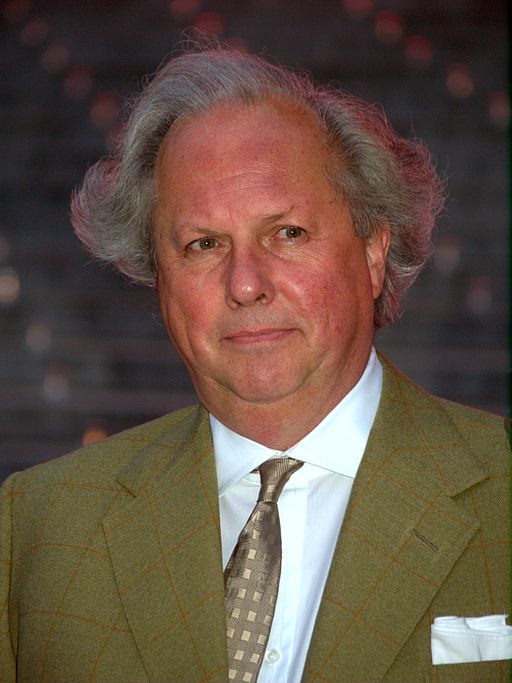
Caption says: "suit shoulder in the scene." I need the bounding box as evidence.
[382,353,508,430]
[6,404,202,491]
[434,395,510,465]
[380,354,510,470]
[433,392,509,431]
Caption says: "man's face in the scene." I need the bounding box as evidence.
[153,100,388,419]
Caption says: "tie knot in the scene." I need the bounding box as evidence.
[258,457,303,503]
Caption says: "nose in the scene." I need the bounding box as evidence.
[225,245,275,308]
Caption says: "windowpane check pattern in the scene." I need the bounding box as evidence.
[224,457,303,682]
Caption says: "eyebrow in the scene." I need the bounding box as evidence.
[254,206,296,226]
[173,206,297,236]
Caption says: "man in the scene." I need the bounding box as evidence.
[1,47,510,683]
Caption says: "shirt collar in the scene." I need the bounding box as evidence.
[211,347,382,496]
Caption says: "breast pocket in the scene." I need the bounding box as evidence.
[431,659,511,682]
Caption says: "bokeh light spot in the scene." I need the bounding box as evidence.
[405,35,433,66]
[488,91,509,131]
[374,11,404,45]
[25,321,52,353]
[3,0,32,23]
[465,276,492,316]
[90,91,120,129]
[83,425,108,447]
[194,11,223,36]
[446,64,474,99]
[64,64,94,100]
[41,43,70,72]
[43,366,70,403]
[20,17,48,46]
[342,0,374,20]
[0,267,20,305]
[433,235,460,275]
[168,0,200,20]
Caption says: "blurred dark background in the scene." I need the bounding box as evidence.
[1,0,509,483]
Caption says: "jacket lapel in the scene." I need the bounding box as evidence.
[302,359,488,683]
[102,406,228,683]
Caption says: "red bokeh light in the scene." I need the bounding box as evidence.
[3,0,32,23]
[405,35,433,66]
[193,11,224,36]
[488,91,509,130]
[82,425,108,447]
[446,64,474,99]
[20,17,48,46]
[64,64,94,100]
[374,11,404,45]
[342,0,374,20]
[40,43,70,72]
[90,91,120,129]
[168,0,200,20]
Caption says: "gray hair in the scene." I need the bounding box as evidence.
[71,46,444,327]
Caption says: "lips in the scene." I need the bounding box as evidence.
[223,328,294,345]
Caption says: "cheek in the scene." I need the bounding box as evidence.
[158,271,218,349]
[291,259,371,336]
[289,269,344,330]
[157,272,188,337]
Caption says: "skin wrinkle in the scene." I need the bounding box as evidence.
[153,99,389,450]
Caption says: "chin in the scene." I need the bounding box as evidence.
[232,389,292,405]
[225,374,305,405]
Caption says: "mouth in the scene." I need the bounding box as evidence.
[223,328,295,345]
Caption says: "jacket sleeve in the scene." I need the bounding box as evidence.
[0,473,17,682]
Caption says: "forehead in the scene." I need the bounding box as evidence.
[155,98,334,192]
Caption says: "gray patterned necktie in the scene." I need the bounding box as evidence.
[224,457,303,682]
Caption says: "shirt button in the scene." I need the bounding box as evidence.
[265,648,281,665]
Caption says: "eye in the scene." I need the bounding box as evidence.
[278,226,305,241]
[187,236,219,252]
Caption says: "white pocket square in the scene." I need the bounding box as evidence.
[431,614,512,665]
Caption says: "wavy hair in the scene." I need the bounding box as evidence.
[71,46,444,327]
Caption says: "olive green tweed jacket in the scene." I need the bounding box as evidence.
[0,358,510,683]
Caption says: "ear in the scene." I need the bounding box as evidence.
[365,224,391,300]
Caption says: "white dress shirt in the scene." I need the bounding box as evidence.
[210,348,382,683]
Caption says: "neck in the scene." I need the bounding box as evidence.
[199,361,370,450]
